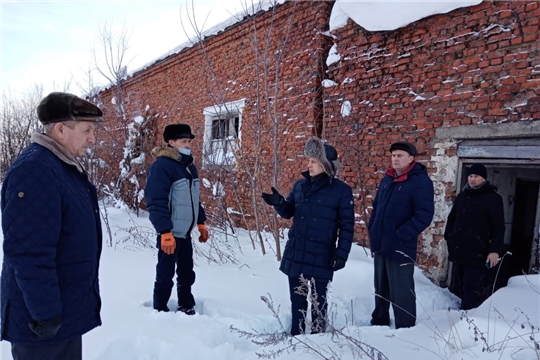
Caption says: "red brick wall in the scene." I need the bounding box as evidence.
[324,0,540,275]
[96,0,539,282]
[96,1,335,231]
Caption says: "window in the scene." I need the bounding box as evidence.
[203,99,245,168]
[211,116,239,140]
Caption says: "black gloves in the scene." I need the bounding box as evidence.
[28,314,62,341]
[330,256,346,271]
[262,187,283,206]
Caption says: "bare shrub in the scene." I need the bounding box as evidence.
[0,86,43,179]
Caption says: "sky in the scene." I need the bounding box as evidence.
[1,201,538,360]
[0,1,250,96]
[1,0,484,97]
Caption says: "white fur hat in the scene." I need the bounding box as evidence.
[304,137,339,176]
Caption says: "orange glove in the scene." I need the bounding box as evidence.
[160,232,176,254]
[197,224,209,243]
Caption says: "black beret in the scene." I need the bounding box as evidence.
[389,141,417,156]
[37,92,103,124]
[467,164,487,179]
[163,124,195,142]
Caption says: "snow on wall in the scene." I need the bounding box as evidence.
[322,79,338,87]
[326,43,341,66]
[341,100,352,117]
[325,1,483,85]
[329,0,483,32]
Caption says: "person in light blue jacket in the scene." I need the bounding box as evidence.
[145,124,208,315]
[368,141,434,329]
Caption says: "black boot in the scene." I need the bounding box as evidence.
[178,306,195,315]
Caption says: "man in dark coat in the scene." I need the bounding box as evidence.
[144,123,209,315]
[1,92,103,360]
[368,141,434,329]
[262,137,354,335]
[444,163,505,310]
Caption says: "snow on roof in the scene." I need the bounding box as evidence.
[103,0,484,93]
[330,0,483,32]
[130,0,287,79]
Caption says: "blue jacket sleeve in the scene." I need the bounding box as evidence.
[274,184,296,219]
[1,163,62,321]
[396,175,435,242]
[145,160,174,234]
[367,187,379,231]
[197,203,207,224]
[334,185,355,261]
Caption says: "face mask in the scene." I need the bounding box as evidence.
[178,148,191,156]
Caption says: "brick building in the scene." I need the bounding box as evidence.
[97,0,540,286]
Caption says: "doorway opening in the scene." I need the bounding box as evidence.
[509,179,540,277]
[452,162,540,289]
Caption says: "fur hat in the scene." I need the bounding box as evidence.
[304,137,339,176]
[467,164,487,179]
[389,141,417,156]
[163,123,195,142]
[37,92,103,124]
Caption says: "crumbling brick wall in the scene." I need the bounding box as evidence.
[96,0,539,284]
[324,0,540,284]
[96,1,335,233]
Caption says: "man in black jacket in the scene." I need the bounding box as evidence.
[444,163,505,310]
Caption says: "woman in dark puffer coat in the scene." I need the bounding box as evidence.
[262,137,354,335]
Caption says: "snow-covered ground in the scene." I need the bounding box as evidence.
[1,203,539,360]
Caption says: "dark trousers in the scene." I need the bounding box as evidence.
[11,336,82,360]
[153,236,196,311]
[453,263,489,310]
[371,254,416,329]
[288,276,330,336]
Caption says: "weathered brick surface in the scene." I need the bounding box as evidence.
[97,0,539,284]
[324,0,540,280]
[97,1,335,232]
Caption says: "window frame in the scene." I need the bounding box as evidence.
[202,99,245,168]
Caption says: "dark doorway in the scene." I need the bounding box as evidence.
[509,179,539,277]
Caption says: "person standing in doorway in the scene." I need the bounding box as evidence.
[444,163,505,310]
[368,141,434,329]
[145,123,209,315]
[262,137,354,335]
[1,92,103,360]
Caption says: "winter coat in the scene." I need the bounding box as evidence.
[1,133,102,344]
[144,146,206,242]
[367,162,434,264]
[276,172,354,281]
[444,181,505,266]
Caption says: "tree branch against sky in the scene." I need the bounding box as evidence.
[1,1,246,96]
[92,21,133,88]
